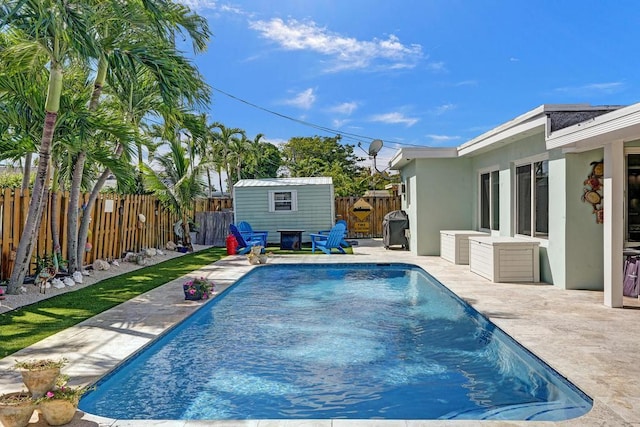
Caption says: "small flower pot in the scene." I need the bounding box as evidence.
[38,399,77,426]
[183,290,203,301]
[0,392,36,427]
[19,367,60,399]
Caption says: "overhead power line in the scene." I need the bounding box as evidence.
[212,86,429,149]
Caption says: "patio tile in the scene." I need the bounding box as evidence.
[1,240,638,426]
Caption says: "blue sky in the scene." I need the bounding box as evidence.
[178,0,640,170]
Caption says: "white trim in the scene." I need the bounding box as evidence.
[478,167,500,232]
[513,152,549,166]
[457,104,599,155]
[477,164,500,174]
[458,117,546,156]
[512,158,549,240]
[604,141,624,307]
[389,147,458,170]
[547,103,640,150]
[268,190,298,213]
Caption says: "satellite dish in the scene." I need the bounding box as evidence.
[368,139,383,156]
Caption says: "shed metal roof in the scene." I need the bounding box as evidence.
[234,177,333,187]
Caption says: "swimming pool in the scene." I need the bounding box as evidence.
[79,263,592,421]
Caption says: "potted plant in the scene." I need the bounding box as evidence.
[0,392,36,427]
[14,358,67,399]
[37,376,88,426]
[182,277,214,301]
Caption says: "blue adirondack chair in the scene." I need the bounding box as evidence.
[318,219,350,247]
[237,221,268,247]
[310,222,347,254]
[230,224,264,255]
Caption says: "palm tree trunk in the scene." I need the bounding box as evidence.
[7,65,62,294]
[225,164,232,191]
[217,167,224,196]
[21,152,32,192]
[77,145,124,264]
[68,55,107,272]
[67,151,86,272]
[50,168,62,270]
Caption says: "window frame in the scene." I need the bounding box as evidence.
[514,155,549,239]
[268,190,298,213]
[625,148,640,244]
[478,167,500,232]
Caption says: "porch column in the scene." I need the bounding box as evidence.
[603,140,624,308]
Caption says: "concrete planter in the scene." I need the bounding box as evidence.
[19,367,60,399]
[0,392,36,427]
[38,398,77,426]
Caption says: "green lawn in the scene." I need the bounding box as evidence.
[0,248,227,358]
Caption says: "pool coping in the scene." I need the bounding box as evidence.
[0,240,637,426]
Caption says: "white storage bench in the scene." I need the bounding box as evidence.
[440,230,489,264]
[468,236,540,283]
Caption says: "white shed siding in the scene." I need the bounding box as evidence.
[233,178,335,244]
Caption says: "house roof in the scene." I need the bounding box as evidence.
[389,104,624,170]
[234,177,333,187]
[547,102,640,152]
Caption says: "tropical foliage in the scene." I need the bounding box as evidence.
[0,1,398,294]
[0,0,211,292]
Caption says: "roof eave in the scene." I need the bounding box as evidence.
[389,147,458,170]
[547,102,640,152]
[457,104,605,156]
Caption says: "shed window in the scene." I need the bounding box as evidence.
[269,190,298,212]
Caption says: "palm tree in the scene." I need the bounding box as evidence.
[1,0,101,293]
[142,134,205,250]
[210,123,244,193]
[67,0,211,272]
[227,133,248,186]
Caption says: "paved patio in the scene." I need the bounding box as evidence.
[0,239,638,426]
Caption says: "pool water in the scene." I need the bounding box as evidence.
[79,263,592,421]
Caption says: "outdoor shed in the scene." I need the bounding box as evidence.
[233,177,335,245]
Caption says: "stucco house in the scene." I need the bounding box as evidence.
[390,103,640,307]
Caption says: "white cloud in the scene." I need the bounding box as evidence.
[264,137,288,147]
[329,101,358,115]
[282,88,316,110]
[434,103,456,115]
[454,80,477,87]
[332,118,351,128]
[553,82,624,95]
[370,112,419,127]
[427,61,447,73]
[177,0,218,11]
[426,134,460,143]
[248,18,423,72]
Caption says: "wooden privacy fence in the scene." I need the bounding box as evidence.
[0,191,400,280]
[335,196,402,238]
[0,189,234,280]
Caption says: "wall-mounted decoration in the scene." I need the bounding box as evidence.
[582,160,603,224]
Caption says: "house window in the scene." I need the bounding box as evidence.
[480,170,500,230]
[516,160,548,237]
[269,190,298,212]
